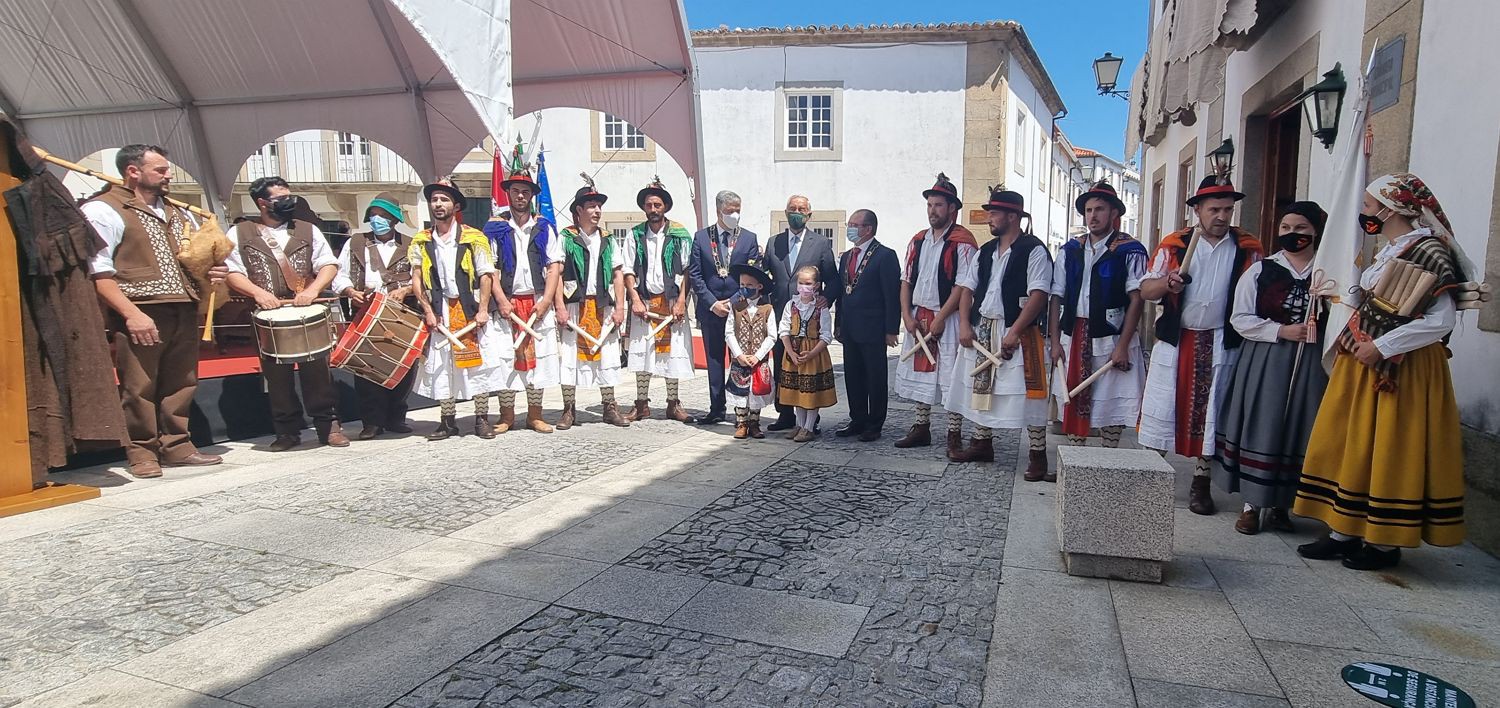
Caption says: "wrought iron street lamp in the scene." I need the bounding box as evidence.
[1207,138,1235,178]
[1300,63,1347,150]
[1093,52,1128,100]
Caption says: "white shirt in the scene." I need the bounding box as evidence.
[625,224,687,295]
[224,219,338,280]
[575,228,617,296]
[506,217,563,296]
[1357,228,1458,358]
[906,227,978,310]
[726,298,779,361]
[1049,231,1146,311]
[332,235,403,292]
[779,299,834,344]
[1230,252,1312,344]
[1144,228,1240,330]
[957,240,1051,328]
[82,197,194,275]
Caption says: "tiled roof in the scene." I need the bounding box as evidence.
[691,21,1021,37]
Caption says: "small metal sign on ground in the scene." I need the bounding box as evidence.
[1341,662,1475,708]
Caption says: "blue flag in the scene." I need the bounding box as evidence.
[536,150,557,226]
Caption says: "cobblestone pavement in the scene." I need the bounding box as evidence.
[4,354,1499,708]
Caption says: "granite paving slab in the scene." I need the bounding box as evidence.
[665,581,870,657]
[557,566,709,624]
[170,508,439,567]
[368,538,610,603]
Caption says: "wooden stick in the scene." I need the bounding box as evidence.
[566,320,602,348]
[900,331,935,363]
[591,320,617,353]
[1066,364,1112,402]
[33,146,213,218]
[968,339,1006,377]
[1178,229,1204,274]
[647,316,675,341]
[432,322,477,349]
[200,290,217,342]
[436,324,468,351]
[509,312,542,347]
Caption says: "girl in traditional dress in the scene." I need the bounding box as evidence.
[725,262,778,439]
[1215,201,1331,535]
[1295,174,1472,571]
[778,266,837,442]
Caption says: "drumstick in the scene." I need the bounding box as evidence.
[647,316,675,341]
[1067,365,1113,401]
[900,331,935,363]
[509,312,542,347]
[200,290,217,342]
[277,297,342,305]
[592,320,617,352]
[566,320,602,348]
[432,322,477,349]
[968,339,1006,377]
[436,324,468,351]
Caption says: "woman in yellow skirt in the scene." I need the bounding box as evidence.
[778,266,837,442]
[1295,174,1471,570]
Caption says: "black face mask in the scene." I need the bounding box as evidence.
[268,195,299,219]
[1358,212,1384,235]
[1277,233,1313,253]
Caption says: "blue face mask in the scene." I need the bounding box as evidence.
[369,214,393,236]
[740,286,760,300]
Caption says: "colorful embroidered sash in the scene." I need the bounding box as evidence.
[446,298,483,369]
[1173,328,1216,457]
[1062,319,1094,437]
[512,294,538,371]
[913,307,937,373]
[648,294,673,353]
[576,296,603,363]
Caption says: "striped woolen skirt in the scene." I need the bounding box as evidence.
[1293,344,1465,547]
[1214,338,1329,509]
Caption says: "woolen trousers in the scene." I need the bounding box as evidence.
[260,355,339,437]
[112,302,200,465]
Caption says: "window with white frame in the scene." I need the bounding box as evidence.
[601,114,646,151]
[1014,113,1027,175]
[774,82,843,161]
[337,132,370,156]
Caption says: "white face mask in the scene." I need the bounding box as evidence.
[846,226,862,242]
[721,211,741,229]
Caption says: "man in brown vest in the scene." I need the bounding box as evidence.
[83,144,222,478]
[334,193,418,439]
[224,176,348,451]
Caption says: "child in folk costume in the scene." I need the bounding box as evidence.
[779,265,837,442]
[726,261,778,439]
[557,178,629,428]
[408,181,504,440]
[1139,174,1263,516]
[484,164,563,435]
[1295,175,1476,571]
[623,177,695,422]
[894,173,981,455]
[947,189,1053,467]
[1048,182,1148,465]
[1215,202,1332,535]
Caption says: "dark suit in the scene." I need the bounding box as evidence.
[764,229,842,421]
[834,238,901,432]
[688,225,761,414]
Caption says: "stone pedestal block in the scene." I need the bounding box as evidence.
[1055,446,1175,583]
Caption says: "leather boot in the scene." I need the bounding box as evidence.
[945,430,964,460]
[1189,476,1217,515]
[664,400,692,423]
[1026,449,1049,482]
[427,415,457,441]
[494,406,515,434]
[625,399,651,422]
[601,401,629,427]
[556,405,576,430]
[527,405,555,433]
[950,437,994,463]
[749,420,765,439]
[894,423,931,448]
[474,415,496,439]
[734,422,749,439]
[1235,507,1260,535]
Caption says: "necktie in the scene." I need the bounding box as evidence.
[846,247,859,279]
[789,234,802,267]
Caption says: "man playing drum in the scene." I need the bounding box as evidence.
[556,177,629,428]
[409,181,502,440]
[333,193,418,439]
[224,176,348,451]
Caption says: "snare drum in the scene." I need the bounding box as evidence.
[329,292,430,388]
[253,304,336,364]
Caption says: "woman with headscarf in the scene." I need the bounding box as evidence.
[1294,174,1471,570]
[1214,201,1331,535]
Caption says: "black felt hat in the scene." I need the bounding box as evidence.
[980,187,1029,217]
[1186,175,1245,206]
[422,181,467,211]
[1076,180,1127,215]
[568,173,609,214]
[636,175,673,211]
[922,172,962,207]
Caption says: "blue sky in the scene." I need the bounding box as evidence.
[683,0,1147,162]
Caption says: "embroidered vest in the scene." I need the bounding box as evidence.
[561,228,615,307]
[1060,232,1149,337]
[86,184,197,303]
[345,233,411,292]
[633,228,686,301]
[486,216,552,296]
[233,219,316,299]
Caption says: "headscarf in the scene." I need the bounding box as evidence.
[1279,200,1327,246]
[1366,173,1477,278]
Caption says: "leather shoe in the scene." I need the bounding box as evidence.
[269,435,301,452]
[766,415,797,432]
[1297,534,1363,560]
[695,410,726,426]
[857,429,882,442]
[386,422,413,434]
[834,422,863,438]
[1342,545,1401,571]
[1267,508,1295,533]
[357,425,382,440]
[1235,508,1260,535]
[1188,476,1216,515]
[165,452,222,467]
[322,430,350,448]
[128,460,163,478]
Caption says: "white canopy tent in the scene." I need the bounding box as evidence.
[0,0,702,216]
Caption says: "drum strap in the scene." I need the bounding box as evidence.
[269,243,306,294]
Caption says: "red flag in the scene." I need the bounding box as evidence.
[491,149,508,210]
